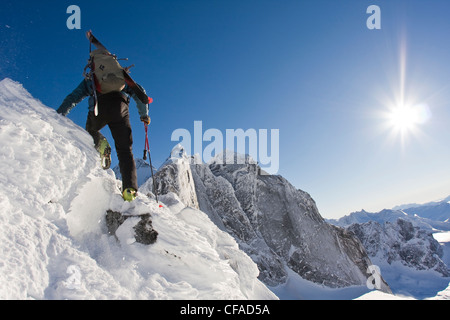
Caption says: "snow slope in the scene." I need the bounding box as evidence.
[0,78,277,300]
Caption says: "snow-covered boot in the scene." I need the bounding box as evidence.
[97,138,111,170]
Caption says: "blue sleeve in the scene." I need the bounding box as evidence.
[125,83,149,118]
[57,79,91,116]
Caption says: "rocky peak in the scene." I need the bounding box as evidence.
[149,144,199,209]
[149,147,391,291]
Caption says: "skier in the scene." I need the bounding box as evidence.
[57,78,151,202]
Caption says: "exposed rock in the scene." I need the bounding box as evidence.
[347,219,449,276]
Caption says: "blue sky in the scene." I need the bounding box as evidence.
[1,0,450,219]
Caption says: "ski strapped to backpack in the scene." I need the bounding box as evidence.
[84,30,151,116]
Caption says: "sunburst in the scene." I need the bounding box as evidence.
[379,38,431,146]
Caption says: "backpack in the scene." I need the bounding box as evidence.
[85,48,126,94]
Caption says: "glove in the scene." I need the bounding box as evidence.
[140,115,151,125]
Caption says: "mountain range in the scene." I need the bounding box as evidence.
[1,78,448,300]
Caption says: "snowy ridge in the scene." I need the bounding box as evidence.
[392,195,450,212]
[329,208,450,232]
[0,78,276,300]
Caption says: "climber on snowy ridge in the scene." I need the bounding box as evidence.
[57,31,151,202]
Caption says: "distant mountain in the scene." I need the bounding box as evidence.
[328,200,450,298]
[393,195,450,211]
[400,200,450,223]
[348,219,448,277]
[329,204,450,275]
[329,208,450,232]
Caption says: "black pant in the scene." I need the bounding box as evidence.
[85,91,138,192]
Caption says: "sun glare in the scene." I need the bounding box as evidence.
[385,102,431,142]
[389,104,419,132]
[379,37,432,145]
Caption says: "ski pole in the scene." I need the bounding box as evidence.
[144,123,159,203]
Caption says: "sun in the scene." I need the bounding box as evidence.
[376,35,432,147]
[384,102,431,143]
[388,104,420,132]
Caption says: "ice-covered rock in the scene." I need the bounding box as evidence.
[347,219,449,277]
[144,144,199,209]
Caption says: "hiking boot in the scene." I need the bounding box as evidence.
[97,138,111,170]
[123,188,137,202]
